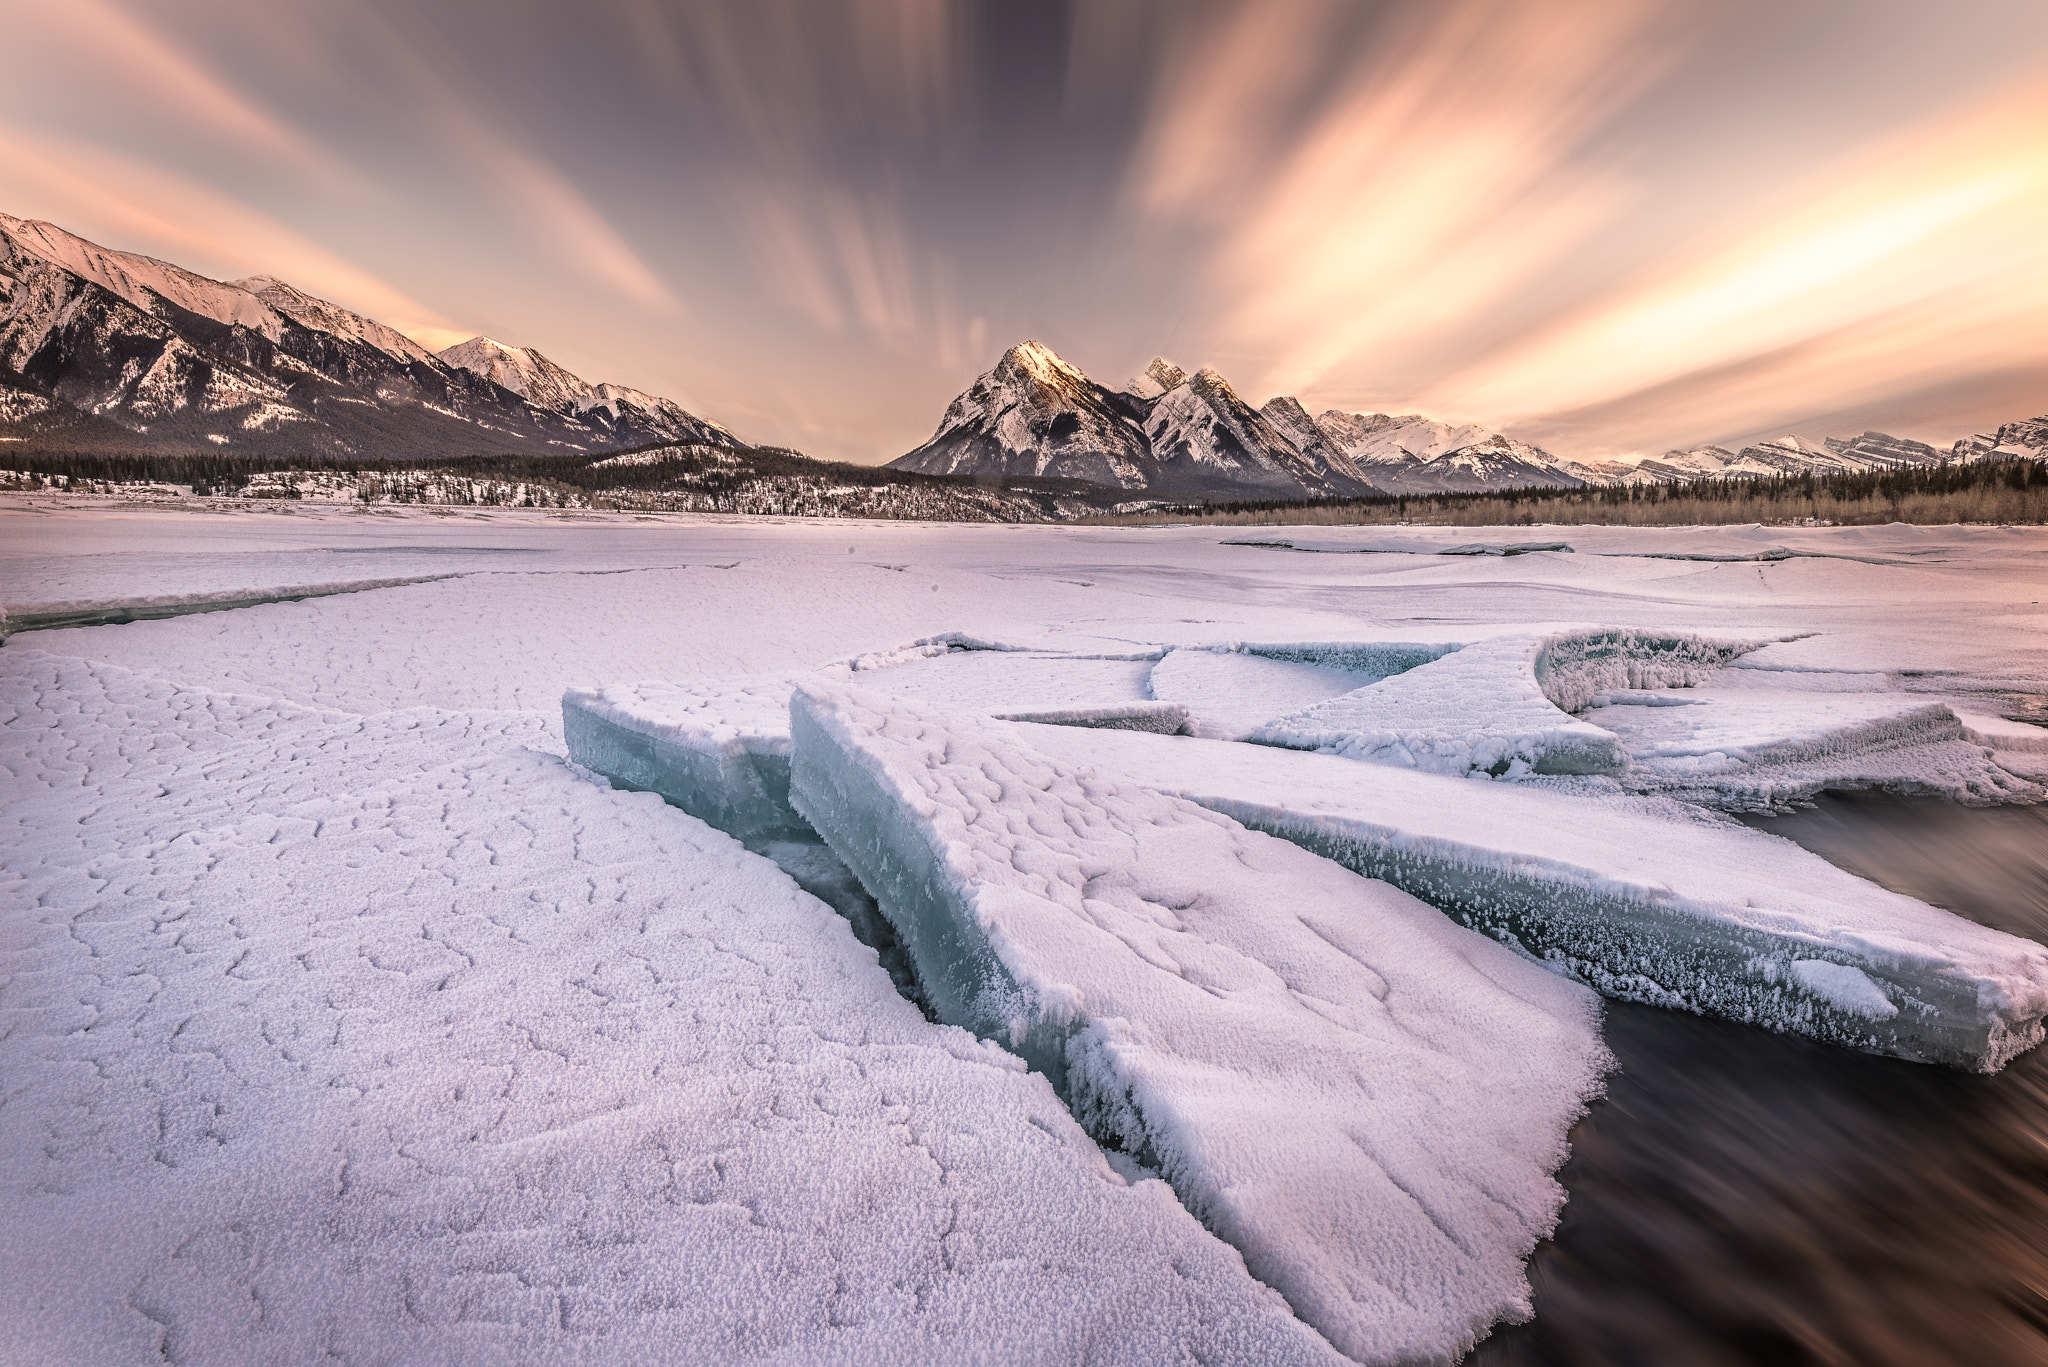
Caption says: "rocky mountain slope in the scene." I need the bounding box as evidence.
[0,212,738,459]
[890,342,1587,500]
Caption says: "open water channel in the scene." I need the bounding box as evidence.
[1475,793,2048,1366]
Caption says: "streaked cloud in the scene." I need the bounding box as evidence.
[0,125,456,343]
[0,0,342,178]
[2,0,2045,461]
[1431,73,2048,452]
[1133,0,1674,396]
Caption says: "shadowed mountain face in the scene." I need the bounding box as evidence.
[0,213,737,459]
[890,341,1589,499]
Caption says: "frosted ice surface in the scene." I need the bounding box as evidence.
[1592,687,2041,808]
[1255,629,1754,778]
[786,684,1610,1365]
[1954,709,2048,753]
[1149,648,1392,739]
[1788,960,1899,1020]
[1,651,1343,1366]
[1595,688,1958,770]
[1011,724,2048,1072]
[843,648,1156,712]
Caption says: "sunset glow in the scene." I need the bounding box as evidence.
[3,0,2044,459]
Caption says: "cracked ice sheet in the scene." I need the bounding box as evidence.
[8,504,2046,703]
[786,684,1611,1365]
[0,651,1341,1366]
[1008,724,2048,1071]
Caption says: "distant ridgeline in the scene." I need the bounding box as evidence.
[887,339,2048,504]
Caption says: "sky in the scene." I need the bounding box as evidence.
[3,0,2046,465]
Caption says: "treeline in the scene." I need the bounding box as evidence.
[1088,457,2048,528]
[8,440,1113,505]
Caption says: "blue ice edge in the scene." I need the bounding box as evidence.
[561,664,2048,1073]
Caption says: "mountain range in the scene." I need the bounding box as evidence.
[0,213,736,460]
[892,340,2046,500]
[886,341,1579,500]
[4,213,2042,506]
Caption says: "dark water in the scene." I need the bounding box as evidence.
[1473,793,2048,1366]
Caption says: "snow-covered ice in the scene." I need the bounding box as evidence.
[1147,643,1451,740]
[6,497,2048,1361]
[1590,684,2038,808]
[1253,628,1752,778]
[785,684,1609,1363]
[1008,724,2048,1071]
[0,651,1340,1365]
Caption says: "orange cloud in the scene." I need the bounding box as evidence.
[0,125,457,344]
[1134,0,1673,397]
[1434,72,2048,446]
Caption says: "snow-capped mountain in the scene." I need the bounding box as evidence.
[436,336,735,447]
[887,341,1155,488]
[889,343,1383,498]
[0,212,741,459]
[1124,356,1188,401]
[1147,368,1354,497]
[891,341,1590,499]
[1262,404,1583,494]
[1567,421,2044,487]
[1952,415,2048,462]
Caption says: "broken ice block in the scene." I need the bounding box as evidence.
[1015,723,2048,1072]
[1254,627,1755,777]
[786,682,1609,1365]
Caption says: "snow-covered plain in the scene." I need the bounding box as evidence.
[5,495,2048,1363]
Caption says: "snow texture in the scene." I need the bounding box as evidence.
[1590,685,2040,808]
[9,504,2048,1363]
[1254,628,1754,778]
[1011,724,2048,1072]
[0,650,1341,1366]
[785,683,1610,1365]
[1148,646,1425,740]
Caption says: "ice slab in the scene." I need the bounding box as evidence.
[1590,687,2040,808]
[843,647,1158,712]
[563,644,1183,838]
[563,673,811,843]
[1012,724,2048,1072]
[785,683,1610,1364]
[1254,628,1755,778]
[1955,709,2048,753]
[1149,643,1450,740]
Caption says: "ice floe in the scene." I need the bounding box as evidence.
[1147,641,1454,740]
[785,683,1610,1364]
[1589,685,2039,808]
[1009,724,2048,1072]
[1253,628,1753,778]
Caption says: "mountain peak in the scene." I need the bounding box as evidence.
[998,339,1085,387]
[1125,356,1188,400]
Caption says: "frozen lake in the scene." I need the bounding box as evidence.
[5,494,2047,1363]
